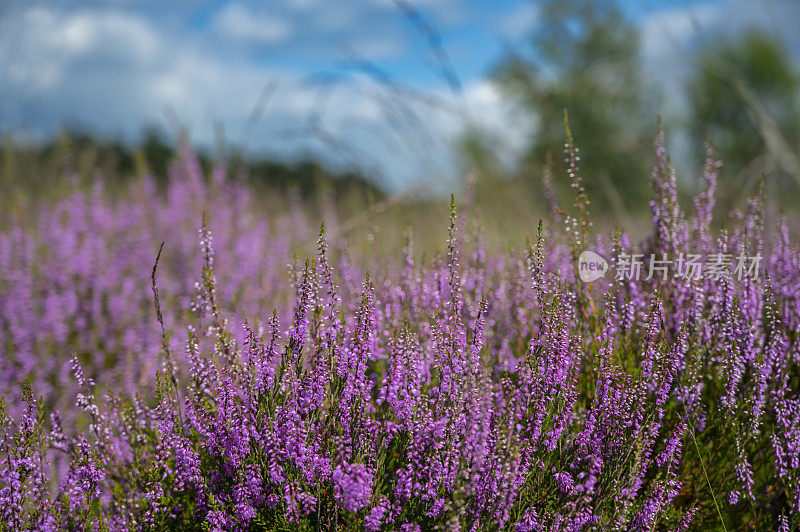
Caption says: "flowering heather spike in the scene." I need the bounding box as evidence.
[447,194,463,313]
[693,137,720,250]
[317,222,343,349]
[649,120,684,255]
[527,219,546,300]
[563,109,590,225]
[470,296,487,368]
[542,151,561,219]
[288,259,313,361]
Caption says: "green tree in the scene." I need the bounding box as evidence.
[493,0,657,214]
[687,31,800,205]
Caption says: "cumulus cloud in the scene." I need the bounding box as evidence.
[348,35,405,59]
[641,4,718,58]
[0,8,159,94]
[212,3,292,45]
[497,2,540,39]
[1,6,283,141]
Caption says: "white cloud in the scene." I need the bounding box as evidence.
[640,3,720,62]
[1,6,281,136]
[497,3,540,39]
[459,80,533,165]
[366,0,466,27]
[348,35,405,59]
[283,0,318,10]
[212,3,292,45]
[368,0,457,9]
[0,8,159,93]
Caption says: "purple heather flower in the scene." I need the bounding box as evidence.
[333,462,374,513]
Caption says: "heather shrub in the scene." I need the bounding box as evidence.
[1,129,799,530]
[0,145,314,419]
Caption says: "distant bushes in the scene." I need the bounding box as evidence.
[0,128,382,210]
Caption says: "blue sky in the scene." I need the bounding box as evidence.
[1,0,799,191]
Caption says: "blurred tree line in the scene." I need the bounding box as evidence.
[473,0,800,221]
[0,126,383,212]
